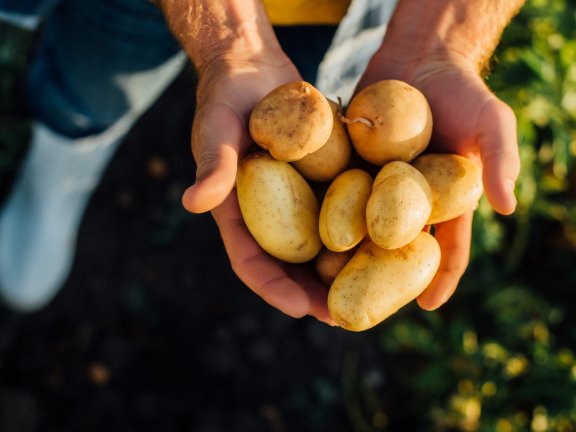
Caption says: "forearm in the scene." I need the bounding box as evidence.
[156,0,284,74]
[376,0,525,78]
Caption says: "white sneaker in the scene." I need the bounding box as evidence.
[0,50,186,312]
[0,116,135,312]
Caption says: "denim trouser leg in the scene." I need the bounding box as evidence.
[22,0,184,138]
[0,0,60,29]
[0,0,185,138]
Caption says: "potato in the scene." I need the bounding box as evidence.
[328,232,441,332]
[345,80,432,166]
[292,99,352,182]
[315,248,355,286]
[319,169,373,252]
[249,81,333,162]
[412,153,483,224]
[366,161,432,249]
[236,151,322,263]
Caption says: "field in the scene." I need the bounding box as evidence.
[1,2,576,431]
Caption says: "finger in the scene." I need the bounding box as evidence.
[182,104,243,214]
[417,211,473,310]
[478,98,520,215]
[211,192,334,324]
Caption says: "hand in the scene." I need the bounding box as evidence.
[181,57,335,325]
[358,59,520,310]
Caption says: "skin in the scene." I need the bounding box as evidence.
[156,0,525,324]
[361,0,524,309]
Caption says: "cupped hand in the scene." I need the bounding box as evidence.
[358,60,520,310]
[181,57,335,325]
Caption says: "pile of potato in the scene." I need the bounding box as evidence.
[236,80,483,332]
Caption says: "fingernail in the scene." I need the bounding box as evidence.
[315,315,338,327]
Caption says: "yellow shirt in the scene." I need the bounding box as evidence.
[262,0,351,25]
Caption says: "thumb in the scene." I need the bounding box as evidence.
[478,98,521,215]
[182,104,243,214]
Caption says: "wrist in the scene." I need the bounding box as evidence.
[158,0,285,75]
[366,44,477,88]
[365,0,524,84]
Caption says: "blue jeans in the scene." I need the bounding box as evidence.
[0,0,182,138]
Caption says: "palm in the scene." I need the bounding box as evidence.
[183,59,334,323]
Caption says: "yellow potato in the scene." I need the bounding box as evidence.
[319,169,373,252]
[292,99,352,182]
[345,80,432,166]
[314,248,355,286]
[328,232,441,332]
[366,161,432,249]
[412,153,483,224]
[236,151,322,263]
[249,81,333,162]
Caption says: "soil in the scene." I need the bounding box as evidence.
[0,69,379,432]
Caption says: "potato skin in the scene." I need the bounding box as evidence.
[328,232,441,332]
[236,151,322,263]
[292,99,352,182]
[249,81,333,162]
[412,153,483,224]
[346,80,432,166]
[366,161,432,250]
[319,169,373,252]
[315,248,355,286]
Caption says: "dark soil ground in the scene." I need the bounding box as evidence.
[0,65,385,432]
